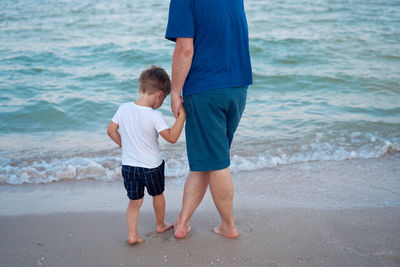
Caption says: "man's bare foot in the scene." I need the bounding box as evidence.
[127,237,144,245]
[213,224,239,239]
[156,222,174,233]
[174,221,191,239]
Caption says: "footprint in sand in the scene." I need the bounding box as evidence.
[241,223,252,233]
[145,232,155,238]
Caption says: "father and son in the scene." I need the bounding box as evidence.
[107,0,252,244]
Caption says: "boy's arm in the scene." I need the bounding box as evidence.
[107,121,122,148]
[159,106,186,144]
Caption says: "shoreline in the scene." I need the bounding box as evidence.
[1,155,399,215]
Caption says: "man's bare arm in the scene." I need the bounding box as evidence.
[171,37,194,118]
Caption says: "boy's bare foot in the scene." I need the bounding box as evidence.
[127,237,144,245]
[213,224,239,239]
[174,221,191,239]
[156,222,174,233]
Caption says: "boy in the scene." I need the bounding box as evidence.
[107,65,185,244]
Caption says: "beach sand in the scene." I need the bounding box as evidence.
[1,156,400,266]
[1,207,400,266]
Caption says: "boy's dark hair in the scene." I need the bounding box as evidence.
[138,65,171,95]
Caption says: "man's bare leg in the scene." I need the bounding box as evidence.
[152,193,173,233]
[209,168,239,239]
[126,199,144,244]
[174,171,209,239]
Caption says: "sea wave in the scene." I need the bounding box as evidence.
[230,141,399,172]
[1,140,398,185]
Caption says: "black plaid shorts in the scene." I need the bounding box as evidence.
[121,161,165,200]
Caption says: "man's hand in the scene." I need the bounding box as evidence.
[171,93,183,118]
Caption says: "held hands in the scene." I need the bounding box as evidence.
[159,95,185,144]
[171,93,183,118]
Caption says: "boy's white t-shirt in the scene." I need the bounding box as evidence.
[112,102,169,168]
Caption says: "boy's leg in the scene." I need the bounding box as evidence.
[208,167,239,239]
[174,171,209,239]
[142,161,172,233]
[126,198,144,244]
[152,193,173,233]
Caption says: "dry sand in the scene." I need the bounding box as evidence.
[1,156,400,266]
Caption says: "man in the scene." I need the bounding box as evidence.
[165,0,252,239]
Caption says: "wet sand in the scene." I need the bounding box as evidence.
[1,156,400,266]
[1,207,399,266]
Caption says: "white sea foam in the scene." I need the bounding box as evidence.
[231,140,399,173]
[1,139,398,185]
[0,156,120,185]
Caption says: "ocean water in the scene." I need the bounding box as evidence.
[0,0,400,185]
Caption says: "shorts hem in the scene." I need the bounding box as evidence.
[127,194,144,200]
[148,190,165,197]
[189,161,230,172]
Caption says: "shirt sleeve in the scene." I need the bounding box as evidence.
[154,111,169,133]
[111,106,121,124]
[165,0,195,42]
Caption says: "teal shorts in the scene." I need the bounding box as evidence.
[183,87,247,171]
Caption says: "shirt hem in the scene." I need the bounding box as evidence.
[122,158,164,169]
[183,82,252,96]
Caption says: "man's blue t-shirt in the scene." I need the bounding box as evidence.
[165,0,252,96]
